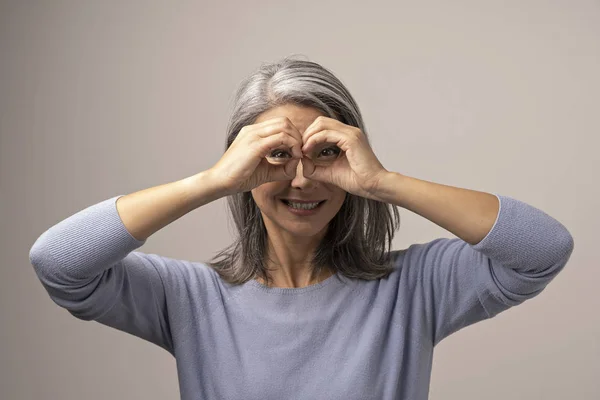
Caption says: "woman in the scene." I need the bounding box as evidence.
[29,56,575,400]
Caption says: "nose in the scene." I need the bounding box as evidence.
[290,158,319,189]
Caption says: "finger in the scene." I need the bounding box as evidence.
[284,157,301,178]
[270,158,300,181]
[302,130,352,155]
[302,160,330,184]
[302,116,347,144]
[301,156,315,177]
[257,118,303,159]
[256,132,301,160]
[302,116,331,138]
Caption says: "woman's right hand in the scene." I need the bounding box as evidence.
[209,117,304,195]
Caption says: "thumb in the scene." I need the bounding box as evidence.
[271,158,300,182]
[301,156,316,177]
[302,158,329,183]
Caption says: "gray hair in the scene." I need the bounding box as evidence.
[204,54,401,286]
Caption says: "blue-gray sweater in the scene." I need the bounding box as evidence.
[29,194,574,399]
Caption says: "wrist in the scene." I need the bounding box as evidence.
[372,171,407,205]
[179,170,230,210]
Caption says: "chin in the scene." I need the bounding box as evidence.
[285,225,327,237]
[276,216,332,237]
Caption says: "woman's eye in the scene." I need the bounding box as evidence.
[320,146,341,158]
[270,149,291,159]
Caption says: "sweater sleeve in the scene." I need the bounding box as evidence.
[404,194,575,347]
[28,195,173,355]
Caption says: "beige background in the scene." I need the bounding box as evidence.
[1,1,598,399]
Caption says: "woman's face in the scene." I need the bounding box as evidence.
[251,104,347,239]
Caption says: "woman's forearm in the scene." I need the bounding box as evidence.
[375,172,500,245]
[116,169,228,241]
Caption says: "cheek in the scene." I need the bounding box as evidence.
[323,193,346,214]
[252,184,286,209]
[331,189,348,204]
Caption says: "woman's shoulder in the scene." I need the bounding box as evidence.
[129,250,222,289]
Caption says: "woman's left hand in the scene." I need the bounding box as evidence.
[301,116,390,201]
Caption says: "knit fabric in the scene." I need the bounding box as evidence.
[29,194,574,399]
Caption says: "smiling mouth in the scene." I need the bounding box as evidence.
[280,199,326,207]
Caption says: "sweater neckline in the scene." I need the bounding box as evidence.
[244,271,348,294]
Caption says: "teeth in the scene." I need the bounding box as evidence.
[287,201,320,210]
